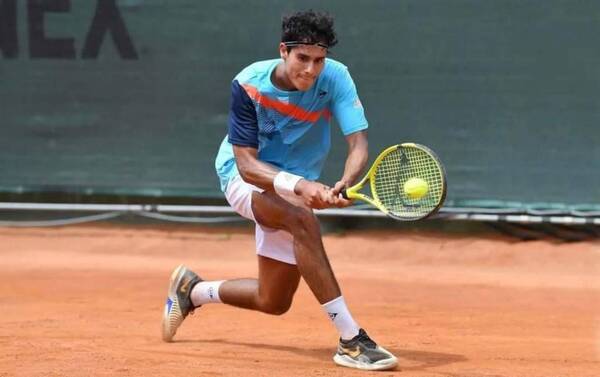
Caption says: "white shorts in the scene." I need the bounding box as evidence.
[224,175,307,265]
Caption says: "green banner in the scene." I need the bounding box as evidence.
[1,0,599,210]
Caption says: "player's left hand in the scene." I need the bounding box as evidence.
[330,180,353,208]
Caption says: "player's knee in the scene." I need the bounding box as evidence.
[287,207,319,237]
[259,297,292,316]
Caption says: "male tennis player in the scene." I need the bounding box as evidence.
[162,10,397,371]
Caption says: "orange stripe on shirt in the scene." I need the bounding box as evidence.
[242,84,329,124]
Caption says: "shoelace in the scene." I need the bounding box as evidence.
[355,330,377,349]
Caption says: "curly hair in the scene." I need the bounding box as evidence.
[281,10,338,49]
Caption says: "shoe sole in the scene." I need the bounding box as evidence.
[161,264,187,342]
[333,352,398,371]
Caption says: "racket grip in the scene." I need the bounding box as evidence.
[340,189,349,200]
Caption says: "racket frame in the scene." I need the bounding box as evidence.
[342,143,447,221]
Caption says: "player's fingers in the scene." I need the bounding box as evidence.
[309,199,327,210]
[307,192,328,209]
[332,196,352,208]
[331,180,346,195]
[326,189,341,206]
[318,187,333,203]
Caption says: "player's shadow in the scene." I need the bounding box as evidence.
[187,339,467,371]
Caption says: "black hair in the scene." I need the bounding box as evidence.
[281,10,338,50]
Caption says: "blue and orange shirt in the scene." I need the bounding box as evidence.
[215,58,368,192]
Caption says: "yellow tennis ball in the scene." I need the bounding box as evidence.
[404,177,428,200]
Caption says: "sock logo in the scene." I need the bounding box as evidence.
[328,312,338,321]
[208,286,215,299]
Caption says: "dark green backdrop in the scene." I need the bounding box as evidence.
[1,0,599,210]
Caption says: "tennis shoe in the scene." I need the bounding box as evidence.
[161,264,202,342]
[333,329,398,371]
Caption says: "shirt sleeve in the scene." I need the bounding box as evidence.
[228,80,258,148]
[330,67,368,136]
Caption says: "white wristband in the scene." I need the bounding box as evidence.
[273,171,303,196]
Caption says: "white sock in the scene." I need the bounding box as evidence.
[321,296,360,340]
[190,280,224,306]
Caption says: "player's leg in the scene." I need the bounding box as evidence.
[161,176,396,370]
[161,176,302,341]
[250,189,397,371]
[250,190,341,303]
[251,190,361,337]
[161,255,300,342]
[161,184,349,338]
[214,255,300,315]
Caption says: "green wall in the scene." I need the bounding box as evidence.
[1,0,599,209]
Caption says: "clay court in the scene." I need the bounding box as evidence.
[1,224,598,376]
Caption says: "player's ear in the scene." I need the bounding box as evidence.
[278,42,288,60]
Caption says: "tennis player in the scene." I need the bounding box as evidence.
[162,10,398,371]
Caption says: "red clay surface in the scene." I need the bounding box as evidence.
[0,224,599,377]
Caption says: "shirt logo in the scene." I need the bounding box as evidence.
[318,90,328,98]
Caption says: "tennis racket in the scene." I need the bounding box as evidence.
[341,143,447,221]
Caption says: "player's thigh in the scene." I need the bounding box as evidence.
[258,255,300,303]
[251,190,315,233]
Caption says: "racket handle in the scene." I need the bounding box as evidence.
[340,189,349,200]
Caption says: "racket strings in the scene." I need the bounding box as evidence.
[373,147,445,220]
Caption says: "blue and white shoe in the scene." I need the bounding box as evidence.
[161,264,202,342]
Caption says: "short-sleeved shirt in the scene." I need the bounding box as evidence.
[215,58,367,192]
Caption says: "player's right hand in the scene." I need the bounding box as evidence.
[295,180,343,209]
[330,180,353,208]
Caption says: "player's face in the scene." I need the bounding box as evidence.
[279,43,327,91]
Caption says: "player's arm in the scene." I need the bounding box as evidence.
[232,146,277,190]
[228,80,337,209]
[331,130,368,198]
[329,65,370,205]
[233,146,340,210]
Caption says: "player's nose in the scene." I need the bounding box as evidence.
[304,61,318,76]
